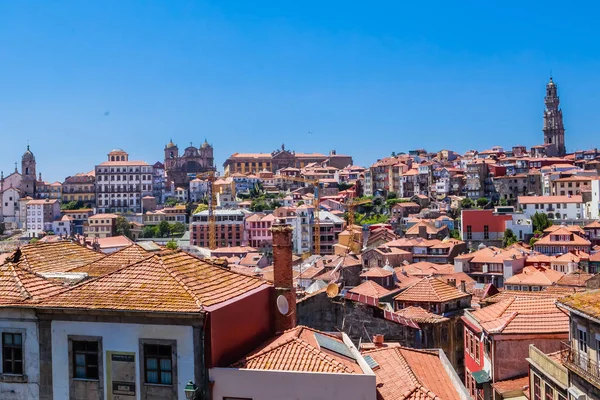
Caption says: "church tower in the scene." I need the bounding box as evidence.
[543,77,566,157]
[164,139,179,171]
[21,145,37,197]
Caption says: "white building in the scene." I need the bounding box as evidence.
[52,215,74,237]
[95,149,153,214]
[25,199,60,238]
[0,186,22,228]
[189,178,209,202]
[518,195,583,221]
[292,205,313,255]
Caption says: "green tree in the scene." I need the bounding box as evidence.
[165,240,178,250]
[170,222,185,235]
[141,225,158,238]
[476,197,488,208]
[115,216,132,239]
[193,203,208,214]
[450,229,461,240]
[529,237,539,247]
[499,198,508,206]
[502,228,518,248]
[387,192,397,200]
[29,237,39,244]
[297,200,305,206]
[158,220,171,238]
[164,197,178,207]
[337,182,353,191]
[461,198,474,209]
[531,212,552,232]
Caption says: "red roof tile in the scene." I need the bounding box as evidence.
[394,277,470,303]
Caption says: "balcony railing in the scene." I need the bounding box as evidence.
[562,341,600,388]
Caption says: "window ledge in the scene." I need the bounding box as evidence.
[0,374,28,383]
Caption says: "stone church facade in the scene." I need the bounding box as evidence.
[164,140,216,188]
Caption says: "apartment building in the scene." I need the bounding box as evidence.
[95,149,153,213]
[25,198,60,238]
[190,209,249,248]
[84,213,118,238]
[518,195,583,221]
[62,172,96,207]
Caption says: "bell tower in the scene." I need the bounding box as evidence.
[21,145,37,197]
[543,77,566,157]
[164,139,178,171]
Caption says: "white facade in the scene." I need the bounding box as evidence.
[0,187,21,225]
[589,180,600,220]
[25,200,60,238]
[0,308,41,399]
[51,320,195,400]
[52,218,73,237]
[505,215,533,242]
[95,150,153,214]
[519,199,583,220]
[292,206,313,255]
[189,179,209,202]
[210,368,376,400]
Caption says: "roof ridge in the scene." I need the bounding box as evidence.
[157,253,204,310]
[7,263,32,300]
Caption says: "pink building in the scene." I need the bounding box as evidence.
[245,213,276,249]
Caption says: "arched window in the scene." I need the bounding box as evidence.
[25,167,29,175]
[111,156,115,161]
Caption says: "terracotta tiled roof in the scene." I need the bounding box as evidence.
[469,295,569,334]
[482,289,562,304]
[360,268,393,278]
[399,262,455,276]
[556,270,594,287]
[558,289,600,320]
[69,244,153,277]
[518,195,583,204]
[544,225,585,234]
[232,326,362,373]
[393,306,449,324]
[394,277,470,303]
[0,262,65,304]
[534,230,591,247]
[349,281,391,298]
[14,241,104,274]
[93,236,135,250]
[504,266,564,286]
[31,251,268,312]
[363,346,462,400]
[454,246,526,264]
[491,375,529,395]
[405,220,447,237]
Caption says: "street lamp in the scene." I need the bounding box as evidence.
[184,380,198,400]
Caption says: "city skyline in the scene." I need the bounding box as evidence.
[3,1,600,181]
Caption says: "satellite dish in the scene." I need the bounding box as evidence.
[326,283,340,298]
[276,295,289,315]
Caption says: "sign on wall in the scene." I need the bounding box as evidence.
[106,351,136,399]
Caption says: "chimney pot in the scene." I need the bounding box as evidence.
[373,334,384,347]
[460,280,467,292]
[271,221,296,333]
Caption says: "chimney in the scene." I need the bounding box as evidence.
[460,280,467,293]
[271,219,296,333]
[373,334,384,347]
[418,224,427,239]
[448,278,456,287]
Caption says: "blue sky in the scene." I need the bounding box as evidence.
[1,1,600,181]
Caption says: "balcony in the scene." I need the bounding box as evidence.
[562,341,600,388]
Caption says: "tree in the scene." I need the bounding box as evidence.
[387,192,397,200]
[141,225,158,238]
[29,237,39,244]
[531,212,552,233]
[115,217,132,238]
[391,151,396,157]
[476,197,488,208]
[338,182,353,191]
[158,220,171,238]
[450,229,461,240]
[297,200,305,206]
[170,222,185,235]
[499,198,508,206]
[529,237,539,247]
[165,240,178,250]
[193,203,208,214]
[502,229,518,248]
[461,198,474,209]
[164,197,178,207]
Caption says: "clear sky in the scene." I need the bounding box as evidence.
[2,1,600,182]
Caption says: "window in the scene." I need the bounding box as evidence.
[73,340,99,380]
[466,225,472,240]
[545,384,553,400]
[144,344,172,385]
[483,225,489,240]
[533,374,541,400]
[475,338,480,364]
[2,333,23,375]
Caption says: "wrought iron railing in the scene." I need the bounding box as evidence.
[562,341,600,386]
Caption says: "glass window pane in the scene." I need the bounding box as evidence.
[3,334,12,345]
[88,366,98,379]
[88,353,98,366]
[14,361,23,375]
[160,358,171,372]
[146,371,158,383]
[161,371,172,385]
[146,358,158,370]
[75,366,86,378]
[14,334,22,345]
[14,348,22,361]
[75,354,86,367]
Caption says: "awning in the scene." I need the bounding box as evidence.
[472,370,491,388]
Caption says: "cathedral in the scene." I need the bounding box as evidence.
[164,139,216,188]
[542,77,566,157]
